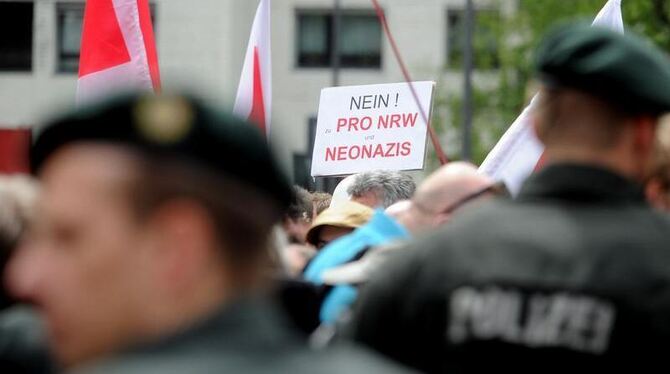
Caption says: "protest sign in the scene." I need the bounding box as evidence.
[311,81,435,177]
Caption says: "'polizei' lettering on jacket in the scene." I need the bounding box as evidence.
[447,286,615,354]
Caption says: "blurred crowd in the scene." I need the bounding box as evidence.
[1,22,670,374]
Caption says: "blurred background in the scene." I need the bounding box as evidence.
[0,0,668,190]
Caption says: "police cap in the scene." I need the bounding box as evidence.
[31,93,292,210]
[536,23,670,115]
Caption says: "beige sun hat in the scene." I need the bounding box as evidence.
[305,200,373,246]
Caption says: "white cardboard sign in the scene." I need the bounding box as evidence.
[311,81,435,177]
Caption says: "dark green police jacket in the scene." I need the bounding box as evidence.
[71,297,410,374]
[345,164,670,373]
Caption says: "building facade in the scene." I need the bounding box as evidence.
[0,0,512,185]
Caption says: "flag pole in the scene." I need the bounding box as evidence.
[331,0,342,87]
[370,0,449,165]
[462,0,474,161]
[318,0,344,193]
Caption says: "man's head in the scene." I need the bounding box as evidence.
[533,23,670,182]
[393,162,500,235]
[330,174,356,208]
[6,94,291,368]
[347,170,416,209]
[282,186,313,244]
[305,201,373,250]
[311,191,332,217]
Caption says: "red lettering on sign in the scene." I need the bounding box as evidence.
[348,145,361,159]
[378,114,389,129]
[373,144,385,158]
[325,147,337,161]
[360,116,373,130]
[391,114,402,128]
[403,113,418,127]
[324,142,413,162]
[400,141,411,156]
[337,146,347,160]
[384,142,397,157]
[336,118,347,132]
[349,117,360,132]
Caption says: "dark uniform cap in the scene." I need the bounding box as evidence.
[31,93,292,210]
[536,22,670,115]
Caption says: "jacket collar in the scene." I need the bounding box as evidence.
[517,163,647,205]
[126,296,296,355]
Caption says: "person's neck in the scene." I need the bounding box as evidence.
[542,147,640,182]
[139,271,235,344]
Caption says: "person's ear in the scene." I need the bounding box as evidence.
[645,178,663,208]
[532,91,551,146]
[632,116,657,178]
[633,116,656,154]
[145,200,218,292]
[531,112,547,145]
[645,177,670,211]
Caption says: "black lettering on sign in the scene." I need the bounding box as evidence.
[350,94,390,110]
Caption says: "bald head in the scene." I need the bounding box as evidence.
[401,162,497,234]
[330,174,356,208]
[385,200,412,218]
[415,162,493,212]
[385,200,419,235]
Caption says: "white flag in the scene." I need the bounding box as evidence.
[233,0,272,137]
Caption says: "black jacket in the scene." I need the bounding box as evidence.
[72,297,411,374]
[345,164,670,373]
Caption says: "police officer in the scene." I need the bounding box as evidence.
[343,23,670,373]
[5,94,408,374]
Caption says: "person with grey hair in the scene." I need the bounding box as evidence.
[347,170,415,209]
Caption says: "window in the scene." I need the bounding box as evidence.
[57,3,84,73]
[293,153,314,190]
[293,117,317,190]
[0,1,34,71]
[56,2,157,73]
[297,11,381,69]
[447,8,500,70]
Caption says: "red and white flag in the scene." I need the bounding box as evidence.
[76,0,160,105]
[233,0,272,136]
[479,0,624,194]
